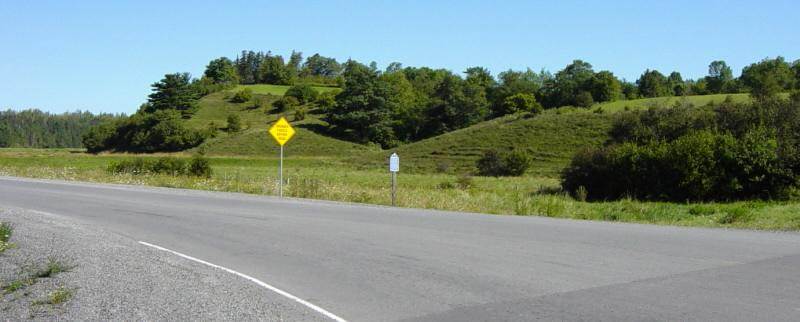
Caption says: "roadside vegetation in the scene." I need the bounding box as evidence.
[1,222,75,314]
[3,49,800,231]
[0,221,14,254]
[2,149,800,230]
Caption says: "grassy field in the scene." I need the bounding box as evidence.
[372,108,613,177]
[235,84,339,96]
[1,148,798,231]
[4,92,798,231]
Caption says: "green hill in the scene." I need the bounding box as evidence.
[186,87,760,176]
[186,85,370,158]
[359,109,613,177]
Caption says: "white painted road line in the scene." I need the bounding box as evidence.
[138,241,347,322]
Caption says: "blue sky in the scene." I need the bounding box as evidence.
[1,0,798,114]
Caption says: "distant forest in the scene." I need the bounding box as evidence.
[0,109,121,148]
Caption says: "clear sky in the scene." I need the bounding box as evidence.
[1,0,798,114]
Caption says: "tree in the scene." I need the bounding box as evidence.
[636,69,671,98]
[273,96,299,113]
[540,60,596,107]
[424,73,489,137]
[741,57,795,100]
[793,60,800,89]
[284,84,319,104]
[259,55,292,85]
[705,60,733,94]
[499,93,542,115]
[143,73,200,118]
[590,71,622,102]
[575,91,595,107]
[621,81,639,99]
[234,50,265,84]
[327,60,398,147]
[668,72,686,96]
[491,69,542,114]
[301,54,342,78]
[230,88,252,103]
[226,114,242,132]
[203,57,239,86]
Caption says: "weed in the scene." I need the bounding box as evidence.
[437,181,456,190]
[456,175,474,190]
[33,287,73,306]
[0,222,13,254]
[35,258,71,278]
[0,222,12,242]
[2,278,34,294]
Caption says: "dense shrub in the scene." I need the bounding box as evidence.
[108,156,212,177]
[284,84,319,104]
[294,107,307,121]
[83,110,207,153]
[498,93,543,116]
[188,155,213,177]
[575,91,595,108]
[230,88,253,103]
[315,91,337,111]
[563,97,800,201]
[273,96,299,113]
[476,149,532,176]
[226,114,242,132]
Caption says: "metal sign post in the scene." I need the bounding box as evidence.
[268,117,296,197]
[389,153,399,206]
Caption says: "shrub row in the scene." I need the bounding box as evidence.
[562,95,800,201]
[108,156,212,177]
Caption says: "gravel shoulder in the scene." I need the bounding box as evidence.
[0,208,326,321]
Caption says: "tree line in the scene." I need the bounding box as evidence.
[0,109,120,148]
[83,49,800,152]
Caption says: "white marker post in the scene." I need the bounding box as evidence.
[389,153,399,206]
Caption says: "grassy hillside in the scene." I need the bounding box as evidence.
[592,93,752,113]
[186,88,759,176]
[234,84,339,96]
[186,85,370,157]
[361,109,613,177]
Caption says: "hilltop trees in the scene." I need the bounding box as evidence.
[636,70,671,98]
[82,72,208,153]
[142,73,200,118]
[706,60,733,94]
[203,57,239,86]
[740,57,795,100]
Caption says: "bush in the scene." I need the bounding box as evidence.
[498,93,543,116]
[284,84,319,104]
[562,128,795,201]
[108,156,212,177]
[476,149,532,177]
[273,96,299,113]
[230,88,253,103]
[575,91,595,108]
[294,107,307,121]
[83,110,207,153]
[82,121,118,153]
[226,114,242,132]
[315,91,337,112]
[188,155,212,177]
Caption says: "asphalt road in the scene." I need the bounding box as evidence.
[1,176,800,321]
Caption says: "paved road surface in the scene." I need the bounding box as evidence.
[1,176,799,321]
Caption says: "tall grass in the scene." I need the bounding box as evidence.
[1,149,799,231]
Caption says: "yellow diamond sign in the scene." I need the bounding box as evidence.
[268,117,295,146]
